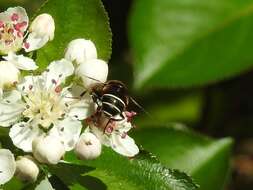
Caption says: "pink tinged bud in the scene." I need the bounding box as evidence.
[30,14,55,40]
[11,13,19,21]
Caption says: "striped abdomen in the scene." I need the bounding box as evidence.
[101,93,126,118]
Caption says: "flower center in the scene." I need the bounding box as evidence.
[23,87,65,129]
[0,13,27,54]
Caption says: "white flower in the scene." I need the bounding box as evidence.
[0,7,55,93]
[15,155,39,182]
[64,39,97,65]
[25,13,55,52]
[0,59,95,152]
[32,135,65,165]
[0,7,55,54]
[87,114,139,157]
[0,7,28,54]
[64,38,108,88]
[0,149,16,185]
[75,132,101,160]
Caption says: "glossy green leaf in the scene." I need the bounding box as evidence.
[133,125,233,190]
[34,0,112,69]
[57,148,198,190]
[129,0,253,89]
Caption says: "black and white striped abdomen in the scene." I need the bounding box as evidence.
[101,93,126,118]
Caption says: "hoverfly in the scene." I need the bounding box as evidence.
[82,76,147,131]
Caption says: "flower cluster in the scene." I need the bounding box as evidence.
[0,7,139,185]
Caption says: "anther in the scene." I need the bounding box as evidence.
[11,13,19,21]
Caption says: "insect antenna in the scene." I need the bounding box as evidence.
[82,74,106,85]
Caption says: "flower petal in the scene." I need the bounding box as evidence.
[50,118,82,151]
[110,133,139,157]
[9,122,43,152]
[64,85,95,120]
[0,149,16,185]
[3,52,38,70]
[2,90,21,103]
[24,32,49,52]
[88,126,111,147]
[0,97,24,127]
[43,59,74,88]
[17,75,44,94]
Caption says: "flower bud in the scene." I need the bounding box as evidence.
[32,135,65,165]
[64,39,97,65]
[76,59,108,89]
[24,14,55,52]
[74,132,101,160]
[15,156,39,182]
[0,61,20,89]
[30,14,55,40]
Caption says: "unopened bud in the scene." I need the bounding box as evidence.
[75,132,101,160]
[15,156,39,182]
[25,13,55,52]
[64,39,97,65]
[30,14,55,40]
[76,59,108,88]
[32,135,65,165]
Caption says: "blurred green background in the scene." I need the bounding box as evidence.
[2,0,253,189]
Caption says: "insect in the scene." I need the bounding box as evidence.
[90,80,130,121]
[80,76,147,131]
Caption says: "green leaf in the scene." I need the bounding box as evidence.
[56,148,198,190]
[133,125,233,190]
[34,0,112,69]
[129,0,253,89]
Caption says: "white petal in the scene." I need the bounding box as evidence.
[0,149,16,185]
[110,133,139,157]
[2,90,21,103]
[76,59,108,89]
[118,122,133,134]
[24,33,49,52]
[0,98,24,127]
[64,86,95,120]
[88,126,111,147]
[9,122,43,152]
[17,75,44,94]
[0,61,20,88]
[35,177,54,190]
[0,7,29,32]
[3,52,38,70]
[43,59,74,88]
[50,118,82,151]
[64,39,97,64]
